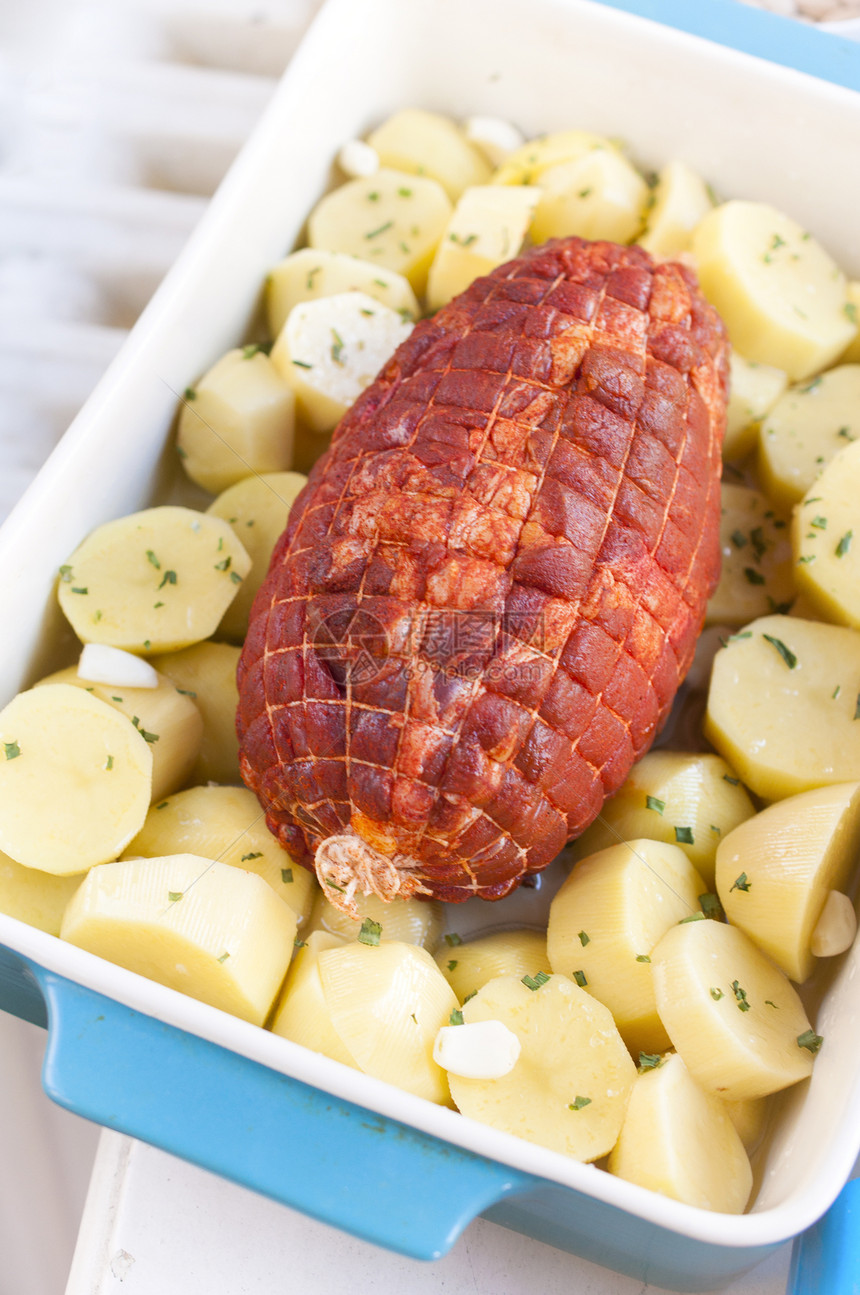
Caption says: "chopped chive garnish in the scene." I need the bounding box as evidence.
[731,980,751,1011]
[242,344,260,360]
[646,795,665,814]
[183,387,196,401]
[463,990,477,1004]
[158,570,177,589]
[730,529,748,549]
[763,634,797,669]
[838,426,855,440]
[744,567,765,585]
[568,1096,592,1110]
[449,1009,464,1026]
[572,970,587,987]
[699,893,723,920]
[330,329,345,365]
[241,852,262,862]
[292,359,313,369]
[358,917,382,946]
[522,971,550,991]
[230,571,242,584]
[679,913,705,923]
[281,868,293,884]
[837,531,853,558]
[797,1029,823,1054]
[214,557,232,572]
[365,220,393,239]
[765,1000,779,1009]
[724,774,740,786]
[730,873,751,893]
[71,587,88,595]
[105,755,114,770]
[635,954,651,963]
[638,1052,662,1071]
[854,694,860,721]
[3,741,20,760]
[811,516,828,530]
[578,930,590,946]
[294,936,306,948]
[176,688,197,698]
[447,959,458,971]
[674,826,694,845]
[710,987,724,1001]
[833,685,842,700]
[217,951,230,963]
[444,933,462,947]
[146,550,160,568]
[58,565,73,582]
[168,891,183,902]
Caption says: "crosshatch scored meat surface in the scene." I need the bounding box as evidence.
[237,237,729,907]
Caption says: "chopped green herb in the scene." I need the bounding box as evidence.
[131,717,159,744]
[750,527,767,560]
[71,587,88,595]
[699,893,724,920]
[230,571,242,584]
[463,990,477,1004]
[522,971,551,991]
[743,567,765,586]
[305,266,322,289]
[638,1052,662,1071]
[153,601,164,609]
[447,960,458,972]
[242,344,260,360]
[837,531,853,558]
[358,917,382,946]
[854,693,860,721]
[294,936,306,948]
[635,954,651,963]
[155,801,168,810]
[578,930,590,946]
[568,1096,592,1110]
[105,755,114,771]
[397,186,412,197]
[723,773,740,786]
[214,557,232,572]
[449,232,479,246]
[373,278,388,288]
[281,868,293,884]
[845,301,858,323]
[726,632,752,643]
[444,933,462,947]
[215,951,230,964]
[292,359,313,369]
[578,187,592,199]
[679,913,706,924]
[710,824,721,836]
[797,1029,823,1054]
[730,873,751,893]
[770,233,786,251]
[359,308,375,316]
[646,795,665,814]
[241,852,262,862]
[330,329,345,365]
[325,879,344,892]
[710,987,724,1001]
[158,570,177,589]
[365,220,393,239]
[398,241,410,255]
[811,516,828,530]
[801,376,823,394]
[168,891,183,903]
[763,634,797,669]
[572,970,587,987]
[183,387,196,401]
[730,529,748,549]
[449,1009,464,1026]
[176,688,197,699]
[833,685,842,700]
[366,191,380,202]
[731,980,751,1011]
[765,1000,778,1009]
[674,826,694,845]
[797,554,816,564]
[58,564,74,582]
[3,741,20,760]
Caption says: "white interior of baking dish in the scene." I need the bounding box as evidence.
[1,0,860,1254]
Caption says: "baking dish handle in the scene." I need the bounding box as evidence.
[30,963,538,1260]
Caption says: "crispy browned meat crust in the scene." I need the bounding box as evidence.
[237,237,728,903]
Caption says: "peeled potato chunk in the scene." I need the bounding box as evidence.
[0,684,151,875]
[449,974,636,1162]
[530,149,648,246]
[491,129,615,186]
[37,665,202,804]
[707,484,794,628]
[270,930,356,1067]
[57,507,250,655]
[0,849,82,935]
[607,1053,752,1214]
[723,1096,770,1154]
[151,642,240,785]
[367,109,490,201]
[723,351,788,462]
[571,751,754,889]
[652,919,817,1101]
[435,929,548,1005]
[265,249,418,338]
[792,440,860,629]
[548,840,706,1056]
[758,365,860,512]
[124,784,316,924]
[692,202,855,380]
[839,281,860,362]
[206,471,306,642]
[317,941,457,1104]
[637,160,712,258]
[62,854,296,1025]
[716,783,860,983]
[177,348,295,495]
[309,887,442,949]
[705,615,860,800]
[426,185,540,311]
[307,169,453,296]
[270,292,413,433]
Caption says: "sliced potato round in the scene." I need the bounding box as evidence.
[571,751,754,888]
[0,849,82,935]
[706,484,794,627]
[206,471,306,642]
[491,129,614,186]
[426,184,540,311]
[758,365,860,512]
[449,974,636,1162]
[652,918,817,1101]
[124,784,316,924]
[61,853,296,1025]
[705,614,860,800]
[151,642,240,785]
[723,351,788,462]
[548,840,706,1056]
[265,249,418,338]
[177,348,295,495]
[307,169,453,296]
[270,292,413,433]
[0,684,152,874]
[434,928,548,1005]
[637,160,713,259]
[270,929,356,1066]
[308,887,442,949]
[317,940,457,1104]
[530,149,648,245]
[792,440,860,628]
[716,782,860,983]
[692,201,855,380]
[607,1052,752,1213]
[57,507,250,654]
[367,109,490,201]
[37,665,202,804]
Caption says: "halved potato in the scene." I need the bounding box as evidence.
[705,615,860,800]
[61,853,296,1025]
[706,483,794,627]
[177,348,295,495]
[449,973,636,1162]
[0,849,82,935]
[715,782,860,982]
[792,440,860,629]
[0,684,151,875]
[692,201,855,380]
[57,507,250,655]
[151,643,240,785]
[426,185,540,311]
[758,365,860,512]
[637,160,712,258]
[367,109,490,201]
[269,930,356,1066]
[529,149,648,245]
[265,249,418,338]
[434,929,548,1005]
[723,351,788,462]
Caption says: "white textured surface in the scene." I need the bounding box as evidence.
[67,1133,793,1295]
